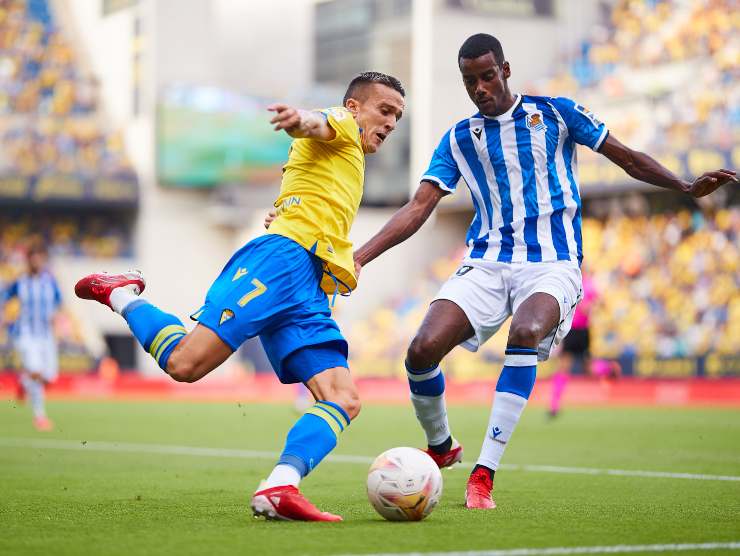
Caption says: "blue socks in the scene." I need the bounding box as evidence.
[122,300,186,371]
[406,361,445,396]
[278,400,350,477]
[496,345,537,398]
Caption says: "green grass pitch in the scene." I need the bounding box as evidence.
[1,400,739,555]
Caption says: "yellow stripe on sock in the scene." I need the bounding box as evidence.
[316,401,350,429]
[154,333,185,364]
[149,325,187,358]
[305,407,342,437]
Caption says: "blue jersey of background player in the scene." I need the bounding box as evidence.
[1,240,61,431]
[75,72,406,522]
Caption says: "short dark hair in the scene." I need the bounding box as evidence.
[458,33,505,66]
[343,71,405,106]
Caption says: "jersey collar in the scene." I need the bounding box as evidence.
[480,94,521,121]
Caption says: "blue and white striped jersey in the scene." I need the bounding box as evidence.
[2,271,61,337]
[422,94,608,265]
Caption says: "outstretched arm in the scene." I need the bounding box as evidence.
[354,181,447,270]
[267,104,336,141]
[599,134,737,197]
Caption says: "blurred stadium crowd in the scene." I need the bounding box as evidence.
[0,213,132,259]
[534,0,738,155]
[0,0,135,179]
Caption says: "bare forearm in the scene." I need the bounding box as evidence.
[600,134,737,198]
[620,148,689,193]
[355,202,432,266]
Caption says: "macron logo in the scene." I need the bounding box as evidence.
[492,426,505,443]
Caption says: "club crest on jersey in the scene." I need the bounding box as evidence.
[219,309,234,326]
[526,112,546,132]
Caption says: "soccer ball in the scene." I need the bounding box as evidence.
[366,447,443,521]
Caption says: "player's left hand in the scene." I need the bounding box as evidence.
[267,103,302,132]
[353,257,363,280]
[686,169,737,198]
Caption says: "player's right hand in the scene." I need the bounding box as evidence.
[264,209,277,229]
[267,104,301,132]
[686,168,737,197]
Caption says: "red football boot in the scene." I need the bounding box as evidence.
[465,467,496,509]
[251,485,342,522]
[425,437,463,469]
[75,270,146,309]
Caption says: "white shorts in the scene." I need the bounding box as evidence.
[15,334,59,381]
[434,259,583,361]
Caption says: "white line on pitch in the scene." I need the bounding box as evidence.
[337,541,740,556]
[1,438,739,482]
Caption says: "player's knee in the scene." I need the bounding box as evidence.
[166,356,201,383]
[508,321,546,348]
[406,334,443,369]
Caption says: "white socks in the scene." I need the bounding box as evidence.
[410,392,451,446]
[110,285,140,315]
[21,375,46,418]
[264,464,301,489]
[476,391,528,471]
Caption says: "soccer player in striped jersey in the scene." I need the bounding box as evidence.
[354,33,737,509]
[75,72,405,521]
[1,240,62,431]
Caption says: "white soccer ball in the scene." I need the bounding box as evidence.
[366,447,443,521]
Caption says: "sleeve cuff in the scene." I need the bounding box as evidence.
[421,175,456,193]
[592,127,609,152]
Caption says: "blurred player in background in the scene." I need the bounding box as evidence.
[548,271,597,418]
[354,33,737,509]
[1,239,62,431]
[76,72,405,521]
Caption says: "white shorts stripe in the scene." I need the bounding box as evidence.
[503,354,538,367]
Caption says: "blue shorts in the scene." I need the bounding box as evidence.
[191,234,348,384]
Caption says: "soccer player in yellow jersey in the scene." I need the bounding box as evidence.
[75,72,405,522]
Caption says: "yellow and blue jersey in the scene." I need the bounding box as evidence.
[190,107,363,380]
[267,106,364,296]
